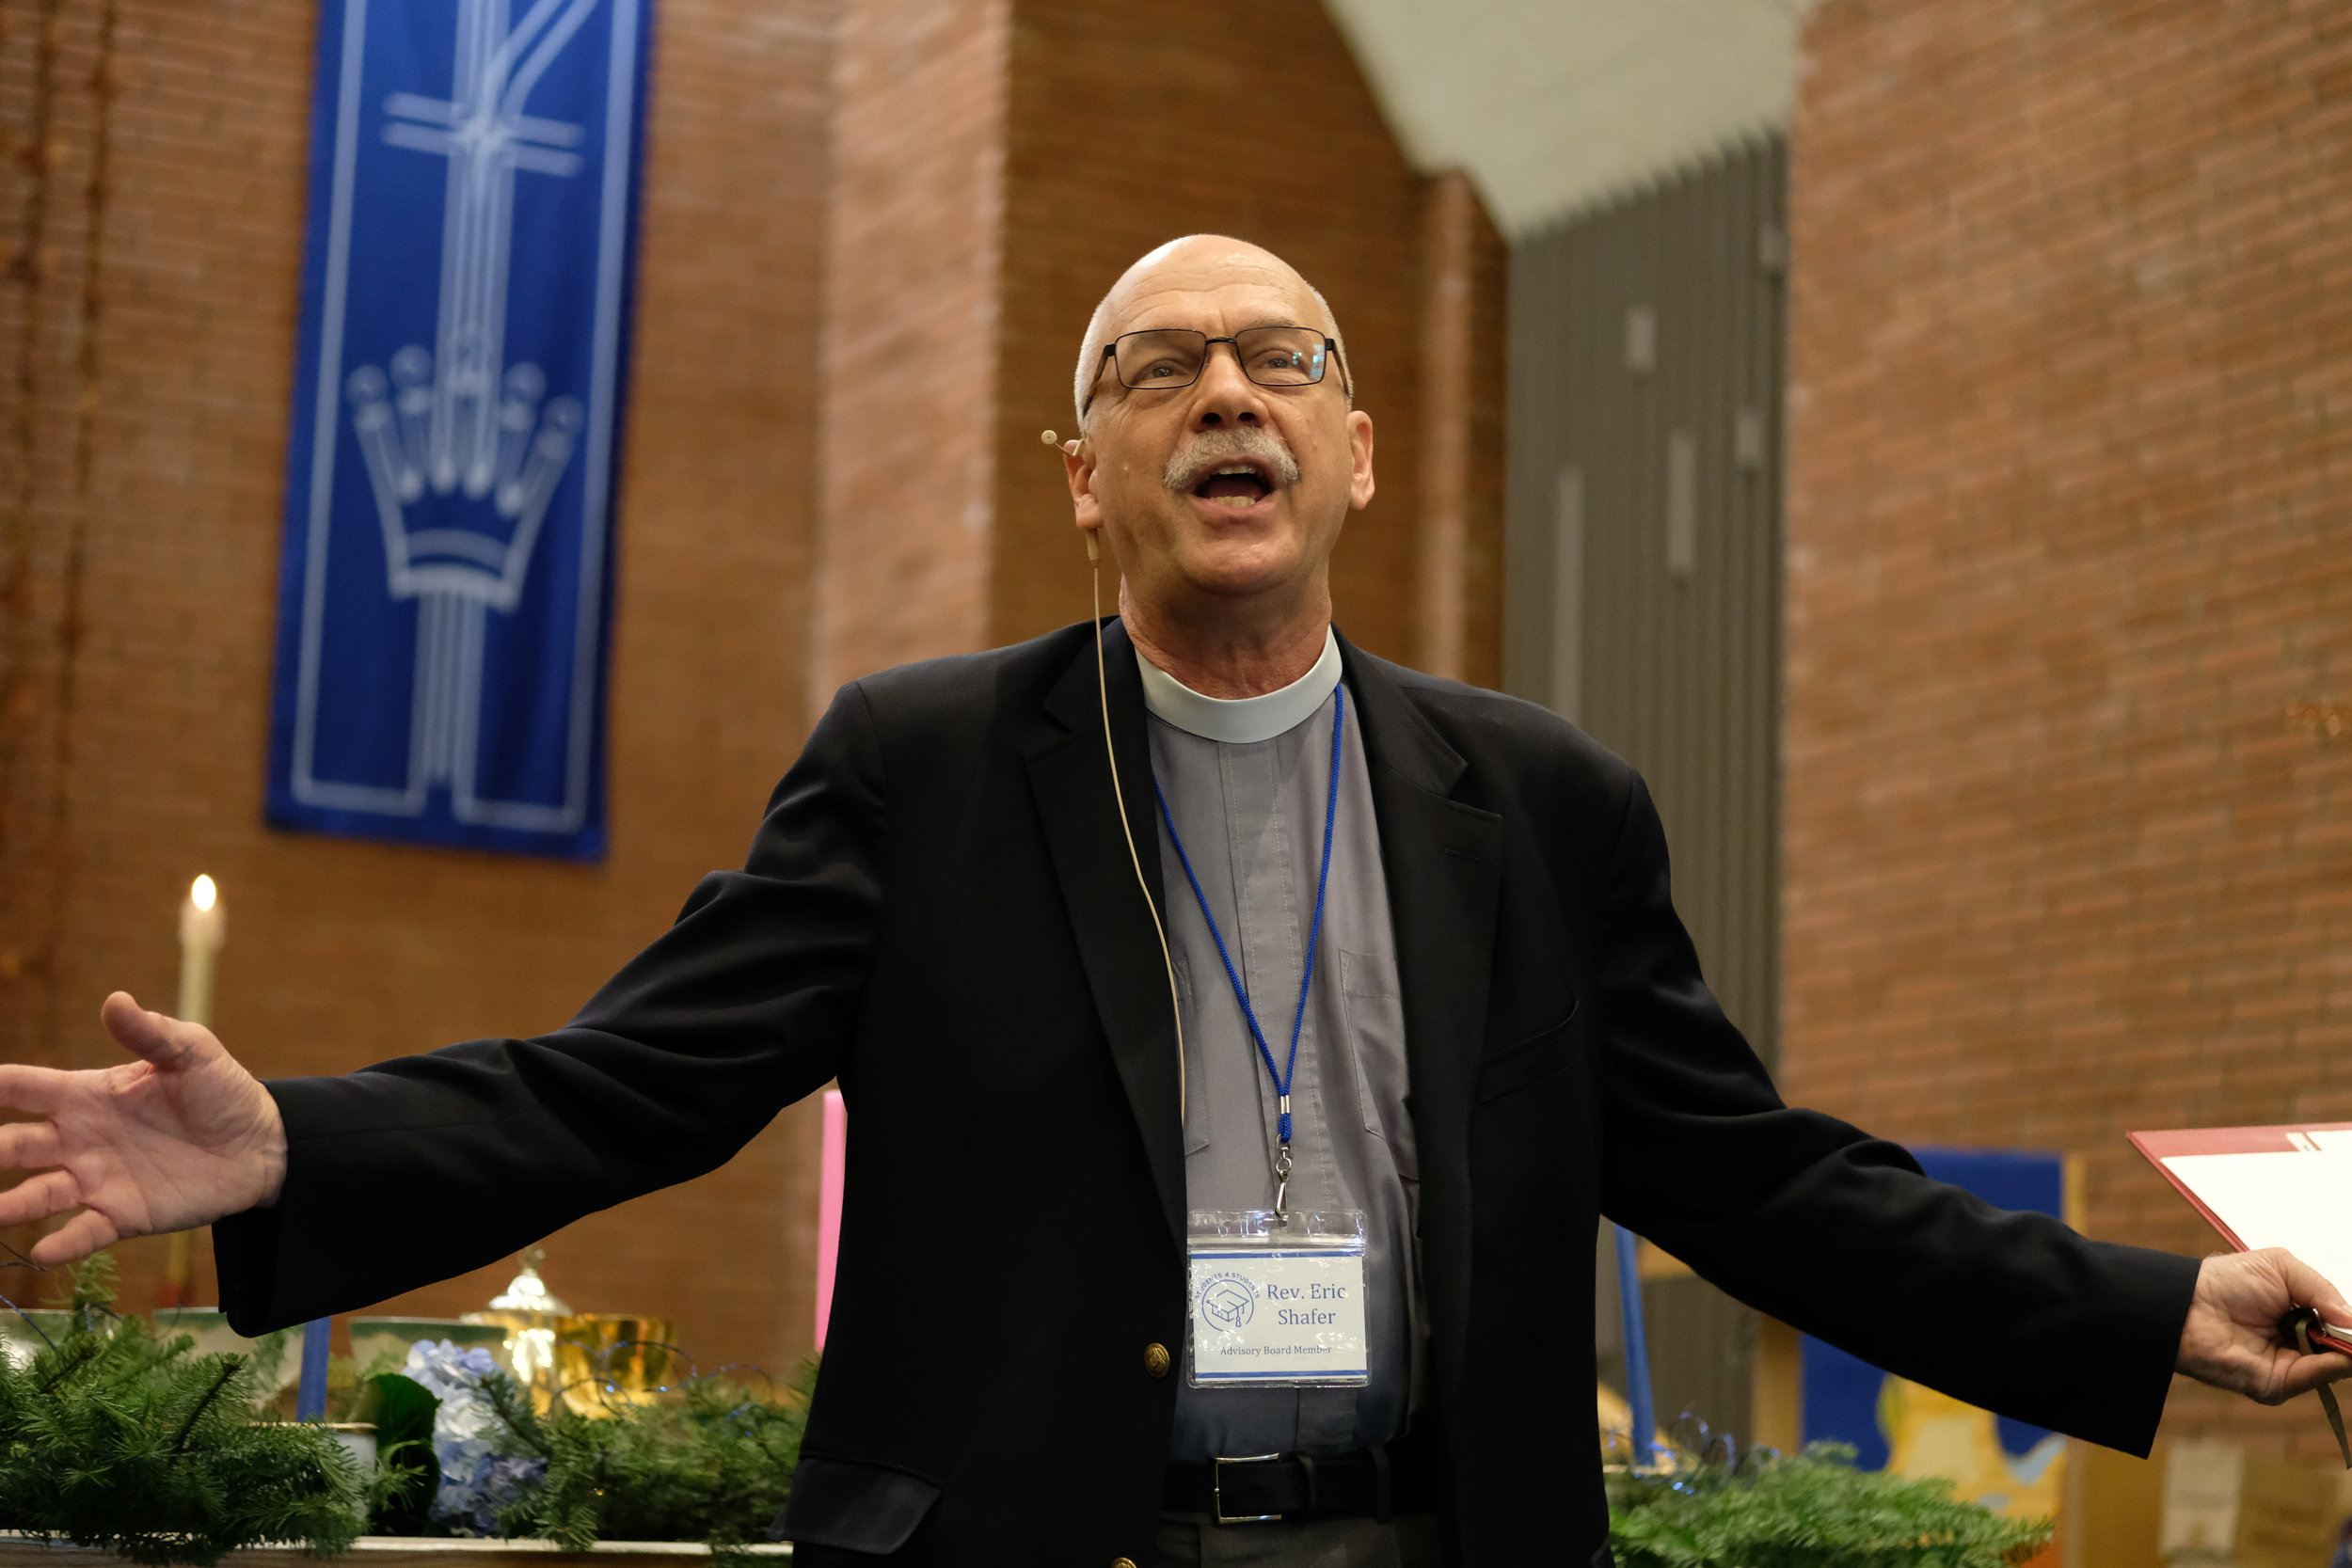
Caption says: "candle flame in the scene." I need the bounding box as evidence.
[190,875,216,912]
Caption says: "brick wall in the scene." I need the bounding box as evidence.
[1787,0,2352,1455]
[1413,167,1507,689]
[810,0,1008,697]
[0,0,835,1373]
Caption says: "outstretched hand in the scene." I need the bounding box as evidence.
[2176,1248,2352,1403]
[0,993,286,1264]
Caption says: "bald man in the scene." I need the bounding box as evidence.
[0,235,2344,1568]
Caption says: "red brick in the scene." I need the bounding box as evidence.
[0,0,835,1372]
[1789,0,2352,1446]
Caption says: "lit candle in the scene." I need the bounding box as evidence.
[176,876,224,1027]
[163,876,225,1308]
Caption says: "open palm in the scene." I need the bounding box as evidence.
[0,992,285,1264]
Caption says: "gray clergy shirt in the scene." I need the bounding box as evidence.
[1139,628,1424,1461]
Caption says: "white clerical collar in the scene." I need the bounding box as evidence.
[1135,626,1343,744]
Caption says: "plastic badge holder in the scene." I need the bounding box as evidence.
[1186,1209,1371,1390]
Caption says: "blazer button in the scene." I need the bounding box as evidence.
[1143,1341,1171,1379]
[1113,1559,1138,1568]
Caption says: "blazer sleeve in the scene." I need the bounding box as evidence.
[1588,773,2198,1457]
[215,682,891,1335]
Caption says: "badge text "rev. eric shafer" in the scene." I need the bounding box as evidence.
[1269,1280,1350,1326]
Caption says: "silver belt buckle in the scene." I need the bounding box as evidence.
[1213,1452,1285,1525]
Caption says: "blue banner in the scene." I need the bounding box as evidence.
[1800,1148,2061,1469]
[267,0,647,859]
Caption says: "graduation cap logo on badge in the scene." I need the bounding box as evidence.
[1200,1275,1258,1334]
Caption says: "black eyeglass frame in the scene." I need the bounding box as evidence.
[1083,325,1349,414]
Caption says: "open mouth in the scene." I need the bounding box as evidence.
[1192,462,1276,509]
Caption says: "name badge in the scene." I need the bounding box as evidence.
[1186,1210,1370,1389]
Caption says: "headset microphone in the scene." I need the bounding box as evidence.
[1047,427,1185,1117]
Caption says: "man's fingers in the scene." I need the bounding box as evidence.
[2277,1250,2352,1329]
[0,1121,62,1173]
[99,991,193,1067]
[2272,1351,2352,1402]
[30,1209,120,1267]
[0,1065,62,1117]
[0,1169,81,1229]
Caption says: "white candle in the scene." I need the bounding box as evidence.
[165,876,226,1308]
[177,875,224,1027]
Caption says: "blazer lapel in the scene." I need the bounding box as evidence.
[1025,621,1187,1253]
[1339,632,1502,1401]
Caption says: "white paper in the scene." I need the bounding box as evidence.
[2161,1148,2352,1292]
[1187,1243,1370,1386]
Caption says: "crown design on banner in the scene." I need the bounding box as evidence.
[347,351,583,610]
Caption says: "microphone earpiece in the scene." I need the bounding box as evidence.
[1041,429,1058,447]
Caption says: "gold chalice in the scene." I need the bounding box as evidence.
[554,1313,675,1418]
[463,1250,571,1413]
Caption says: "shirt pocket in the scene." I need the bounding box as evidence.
[1340,948,1418,1180]
[1175,956,1209,1155]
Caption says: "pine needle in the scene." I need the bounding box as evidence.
[0,1254,361,1566]
[1609,1444,2055,1568]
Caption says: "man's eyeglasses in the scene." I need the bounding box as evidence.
[1089,326,1344,409]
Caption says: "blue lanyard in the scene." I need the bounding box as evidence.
[1152,684,1344,1215]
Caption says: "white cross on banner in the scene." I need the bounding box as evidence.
[268,0,648,859]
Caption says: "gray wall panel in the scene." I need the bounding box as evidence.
[1505,136,1788,1449]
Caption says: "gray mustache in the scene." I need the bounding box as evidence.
[1162,428,1303,493]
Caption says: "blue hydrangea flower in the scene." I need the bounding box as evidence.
[401,1338,528,1535]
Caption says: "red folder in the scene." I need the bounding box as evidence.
[2130,1123,2352,1354]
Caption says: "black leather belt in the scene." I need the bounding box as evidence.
[1163,1440,1438,1525]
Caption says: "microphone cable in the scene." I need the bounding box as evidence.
[1050,428,1187,1124]
[1087,527,1188,1124]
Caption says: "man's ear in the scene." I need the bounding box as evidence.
[1346,409,1376,512]
[1065,434,1103,542]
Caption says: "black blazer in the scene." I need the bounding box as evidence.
[216,621,2198,1566]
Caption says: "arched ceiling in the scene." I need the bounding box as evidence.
[1322,0,1817,238]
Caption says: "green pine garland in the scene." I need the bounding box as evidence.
[472,1354,814,1560]
[1609,1444,2054,1568]
[0,1255,363,1566]
[478,1361,810,1566]
[0,1253,2048,1568]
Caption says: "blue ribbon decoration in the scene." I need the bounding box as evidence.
[1613,1224,1659,1467]
[295,1316,332,1423]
